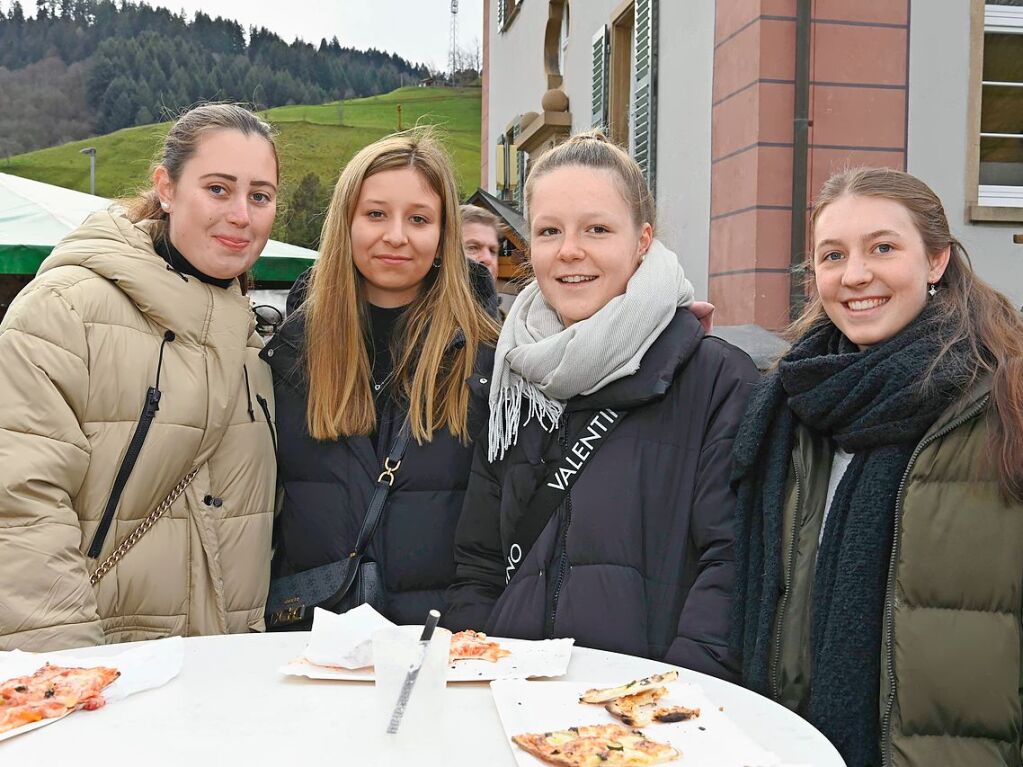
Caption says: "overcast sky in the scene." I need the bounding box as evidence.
[1,0,484,71]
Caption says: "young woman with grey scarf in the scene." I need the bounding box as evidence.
[444,132,759,679]
[731,168,1023,767]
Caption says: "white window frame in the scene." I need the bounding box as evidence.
[969,3,1023,219]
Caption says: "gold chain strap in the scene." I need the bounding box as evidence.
[89,468,201,586]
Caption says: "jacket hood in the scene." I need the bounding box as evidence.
[40,208,256,346]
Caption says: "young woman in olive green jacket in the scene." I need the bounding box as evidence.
[732,168,1023,767]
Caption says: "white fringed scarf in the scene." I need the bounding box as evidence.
[487,239,695,461]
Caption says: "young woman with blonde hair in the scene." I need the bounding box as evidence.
[0,103,279,651]
[263,129,498,625]
[445,131,758,677]
[732,167,1023,766]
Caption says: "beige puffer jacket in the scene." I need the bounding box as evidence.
[0,209,277,651]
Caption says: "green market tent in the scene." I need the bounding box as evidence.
[0,172,316,283]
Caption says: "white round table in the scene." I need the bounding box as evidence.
[1,633,843,766]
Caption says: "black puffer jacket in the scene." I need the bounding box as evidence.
[445,309,758,680]
[262,266,496,625]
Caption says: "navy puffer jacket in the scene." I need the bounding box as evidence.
[262,264,496,625]
[445,308,758,680]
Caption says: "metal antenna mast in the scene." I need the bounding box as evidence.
[449,0,459,83]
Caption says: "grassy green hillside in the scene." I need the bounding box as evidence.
[1,86,482,201]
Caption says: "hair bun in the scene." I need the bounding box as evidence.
[569,129,611,145]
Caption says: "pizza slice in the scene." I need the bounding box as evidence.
[604,686,669,727]
[0,664,120,736]
[512,723,680,766]
[579,670,679,704]
[449,629,511,663]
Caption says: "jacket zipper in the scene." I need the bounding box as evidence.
[545,420,571,639]
[87,331,176,558]
[546,495,572,638]
[255,394,277,455]
[879,396,988,767]
[243,365,256,422]
[770,447,805,699]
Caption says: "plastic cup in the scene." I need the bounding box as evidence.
[371,624,451,747]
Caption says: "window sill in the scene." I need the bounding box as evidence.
[969,204,1023,223]
[516,110,572,154]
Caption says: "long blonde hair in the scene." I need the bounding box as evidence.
[793,167,1023,501]
[303,129,498,443]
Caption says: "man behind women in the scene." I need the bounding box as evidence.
[732,168,1023,766]
[446,131,758,679]
[264,129,498,625]
[460,203,501,282]
[0,104,279,651]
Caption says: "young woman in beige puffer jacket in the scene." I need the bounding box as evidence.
[0,104,279,651]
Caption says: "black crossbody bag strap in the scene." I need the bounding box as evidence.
[503,407,624,585]
[323,416,412,607]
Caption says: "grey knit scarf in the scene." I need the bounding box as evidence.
[487,239,695,462]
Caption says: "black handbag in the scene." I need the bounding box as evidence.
[264,418,412,629]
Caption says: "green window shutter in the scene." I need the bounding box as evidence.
[512,123,526,211]
[516,145,526,210]
[591,25,609,130]
[633,0,658,189]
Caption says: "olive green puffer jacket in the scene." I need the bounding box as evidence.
[771,380,1023,766]
[0,210,277,651]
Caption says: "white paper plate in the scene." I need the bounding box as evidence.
[490,678,783,767]
[0,637,184,742]
[279,636,574,682]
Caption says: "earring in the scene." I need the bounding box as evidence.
[160,201,170,211]
[433,258,442,269]
[928,283,937,297]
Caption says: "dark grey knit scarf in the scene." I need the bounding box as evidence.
[731,307,971,767]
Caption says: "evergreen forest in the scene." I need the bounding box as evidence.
[0,0,428,156]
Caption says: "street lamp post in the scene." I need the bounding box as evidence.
[79,147,96,195]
